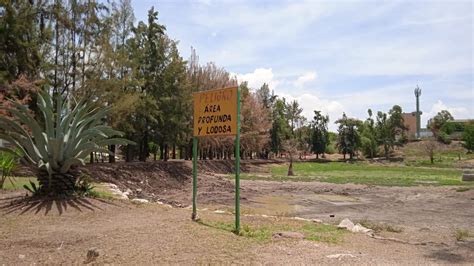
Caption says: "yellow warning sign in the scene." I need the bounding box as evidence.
[193,87,238,137]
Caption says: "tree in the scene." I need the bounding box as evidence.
[360,109,378,158]
[375,105,407,159]
[427,110,454,138]
[240,83,272,159]
[463,123,474,153]
[255,83,276,110]
[283,139,298,176]
[310,110,329,159]
[286,100,303,135]
[420,140,440,164]
[270,98,290,155]
[335,113,362,160]
[0,1,49,84]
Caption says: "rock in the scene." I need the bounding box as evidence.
[18,254,25,259]
[326,253,355,260]
[85,248,100,263]
[293,217,311,222]
[131,198,149,204]
[312,219,323,223]
[337,218,355,230]
[272,231,305,239]
[352,223,373,234]
[337,218,373,235]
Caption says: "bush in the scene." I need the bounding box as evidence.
[437,132,451,144]
[0,151,18,189]
[463,124,474,153]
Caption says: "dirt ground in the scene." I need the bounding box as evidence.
[1,160,474,264]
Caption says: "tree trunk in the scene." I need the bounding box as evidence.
[164,144,169,161]
[287,158,294,176]
[108,145,116,163]
[125,144,133,162]
[172,144,176,159]
[89,152,94,164]
[160,143,164,160]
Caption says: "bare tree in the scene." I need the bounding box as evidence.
[283,139,298,176]
[420,140,440,164]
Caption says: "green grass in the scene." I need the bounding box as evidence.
[402,142,474,168]
[1,177,119,200]
[87,184,121,200]
[198,219,344,244]
[1,176,37,190]
[240,162,469,187]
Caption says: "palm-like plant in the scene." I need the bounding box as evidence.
[0,92,132,197]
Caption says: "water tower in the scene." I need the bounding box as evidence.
[414,85,422,139]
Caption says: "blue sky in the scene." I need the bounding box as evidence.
[132,0,473,130]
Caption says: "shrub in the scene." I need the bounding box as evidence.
[0,92,132,197]
[462,124,474,153]
[437,132,451,144]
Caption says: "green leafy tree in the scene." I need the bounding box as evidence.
[0,1,49,84]
[286,100,303,135]
[463,123,474,153]
[375,105,407,159]
[427,110,454,140]
[336,113,361,160]
[310,110,329,159]
[360,109,378,158]
[270,98,290,155]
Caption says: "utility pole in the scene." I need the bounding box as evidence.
[414,85,422,139]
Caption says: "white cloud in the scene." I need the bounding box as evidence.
[278,92,345,131]
[422,100,472,126]
[294,71,318,88]
[233,68,280,90]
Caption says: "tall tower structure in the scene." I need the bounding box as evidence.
[414,85,422,139]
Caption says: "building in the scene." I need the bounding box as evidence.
[402,112,417,140]
[402,112,433,140]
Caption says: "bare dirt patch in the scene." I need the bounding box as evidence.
[2,160,473,264]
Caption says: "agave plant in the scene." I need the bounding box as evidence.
[0,91,132,197]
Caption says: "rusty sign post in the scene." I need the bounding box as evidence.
[192,86,241,233]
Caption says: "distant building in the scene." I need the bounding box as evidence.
[402,112,417,140]
[402,112,432,140]
[444,119,474,140]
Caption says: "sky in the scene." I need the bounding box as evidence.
[132,0,473,130]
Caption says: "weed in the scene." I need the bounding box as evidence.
[454,229,470,241]
[456,187,471,192]
[359,219,403,233]
[198,219,344,244]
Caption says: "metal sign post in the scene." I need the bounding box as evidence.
[191,86,241,234]
[234,87,241,233]
[192,136,198,220]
